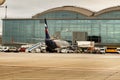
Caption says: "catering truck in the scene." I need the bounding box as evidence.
[76,41,94,48]
[76,41,95,53]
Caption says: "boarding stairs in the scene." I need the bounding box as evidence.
[26,42,42,52]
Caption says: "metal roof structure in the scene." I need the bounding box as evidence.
[32,6,94,18]
[95,6,120,16]
[32,6,120,18]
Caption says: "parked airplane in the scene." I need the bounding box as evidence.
[44,18,70,52]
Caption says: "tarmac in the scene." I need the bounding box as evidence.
[0,52,120,80]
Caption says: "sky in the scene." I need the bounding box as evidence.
[0,0,120,34]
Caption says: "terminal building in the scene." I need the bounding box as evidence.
[2,6,120,47]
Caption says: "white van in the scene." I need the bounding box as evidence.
[117,48,120,54]
[2,46,9,52]
[100,47,106,54]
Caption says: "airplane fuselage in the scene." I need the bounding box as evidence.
[45,39,70,51]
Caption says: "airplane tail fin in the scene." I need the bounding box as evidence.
[44,18,50,39]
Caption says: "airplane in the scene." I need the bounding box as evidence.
[44,18,70,52]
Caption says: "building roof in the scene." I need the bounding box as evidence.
[95,6,120,16]
[32,6,94,18]
[4,6,120,19]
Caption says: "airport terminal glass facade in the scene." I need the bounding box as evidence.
[2,6,120,46]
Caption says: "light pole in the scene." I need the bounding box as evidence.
[4,5,7,19]
[0,0,7,18]
[99,22,101,43]
[0,5,7,18]
[0,0,5,5]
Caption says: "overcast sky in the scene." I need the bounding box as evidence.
[0,0,120,34]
